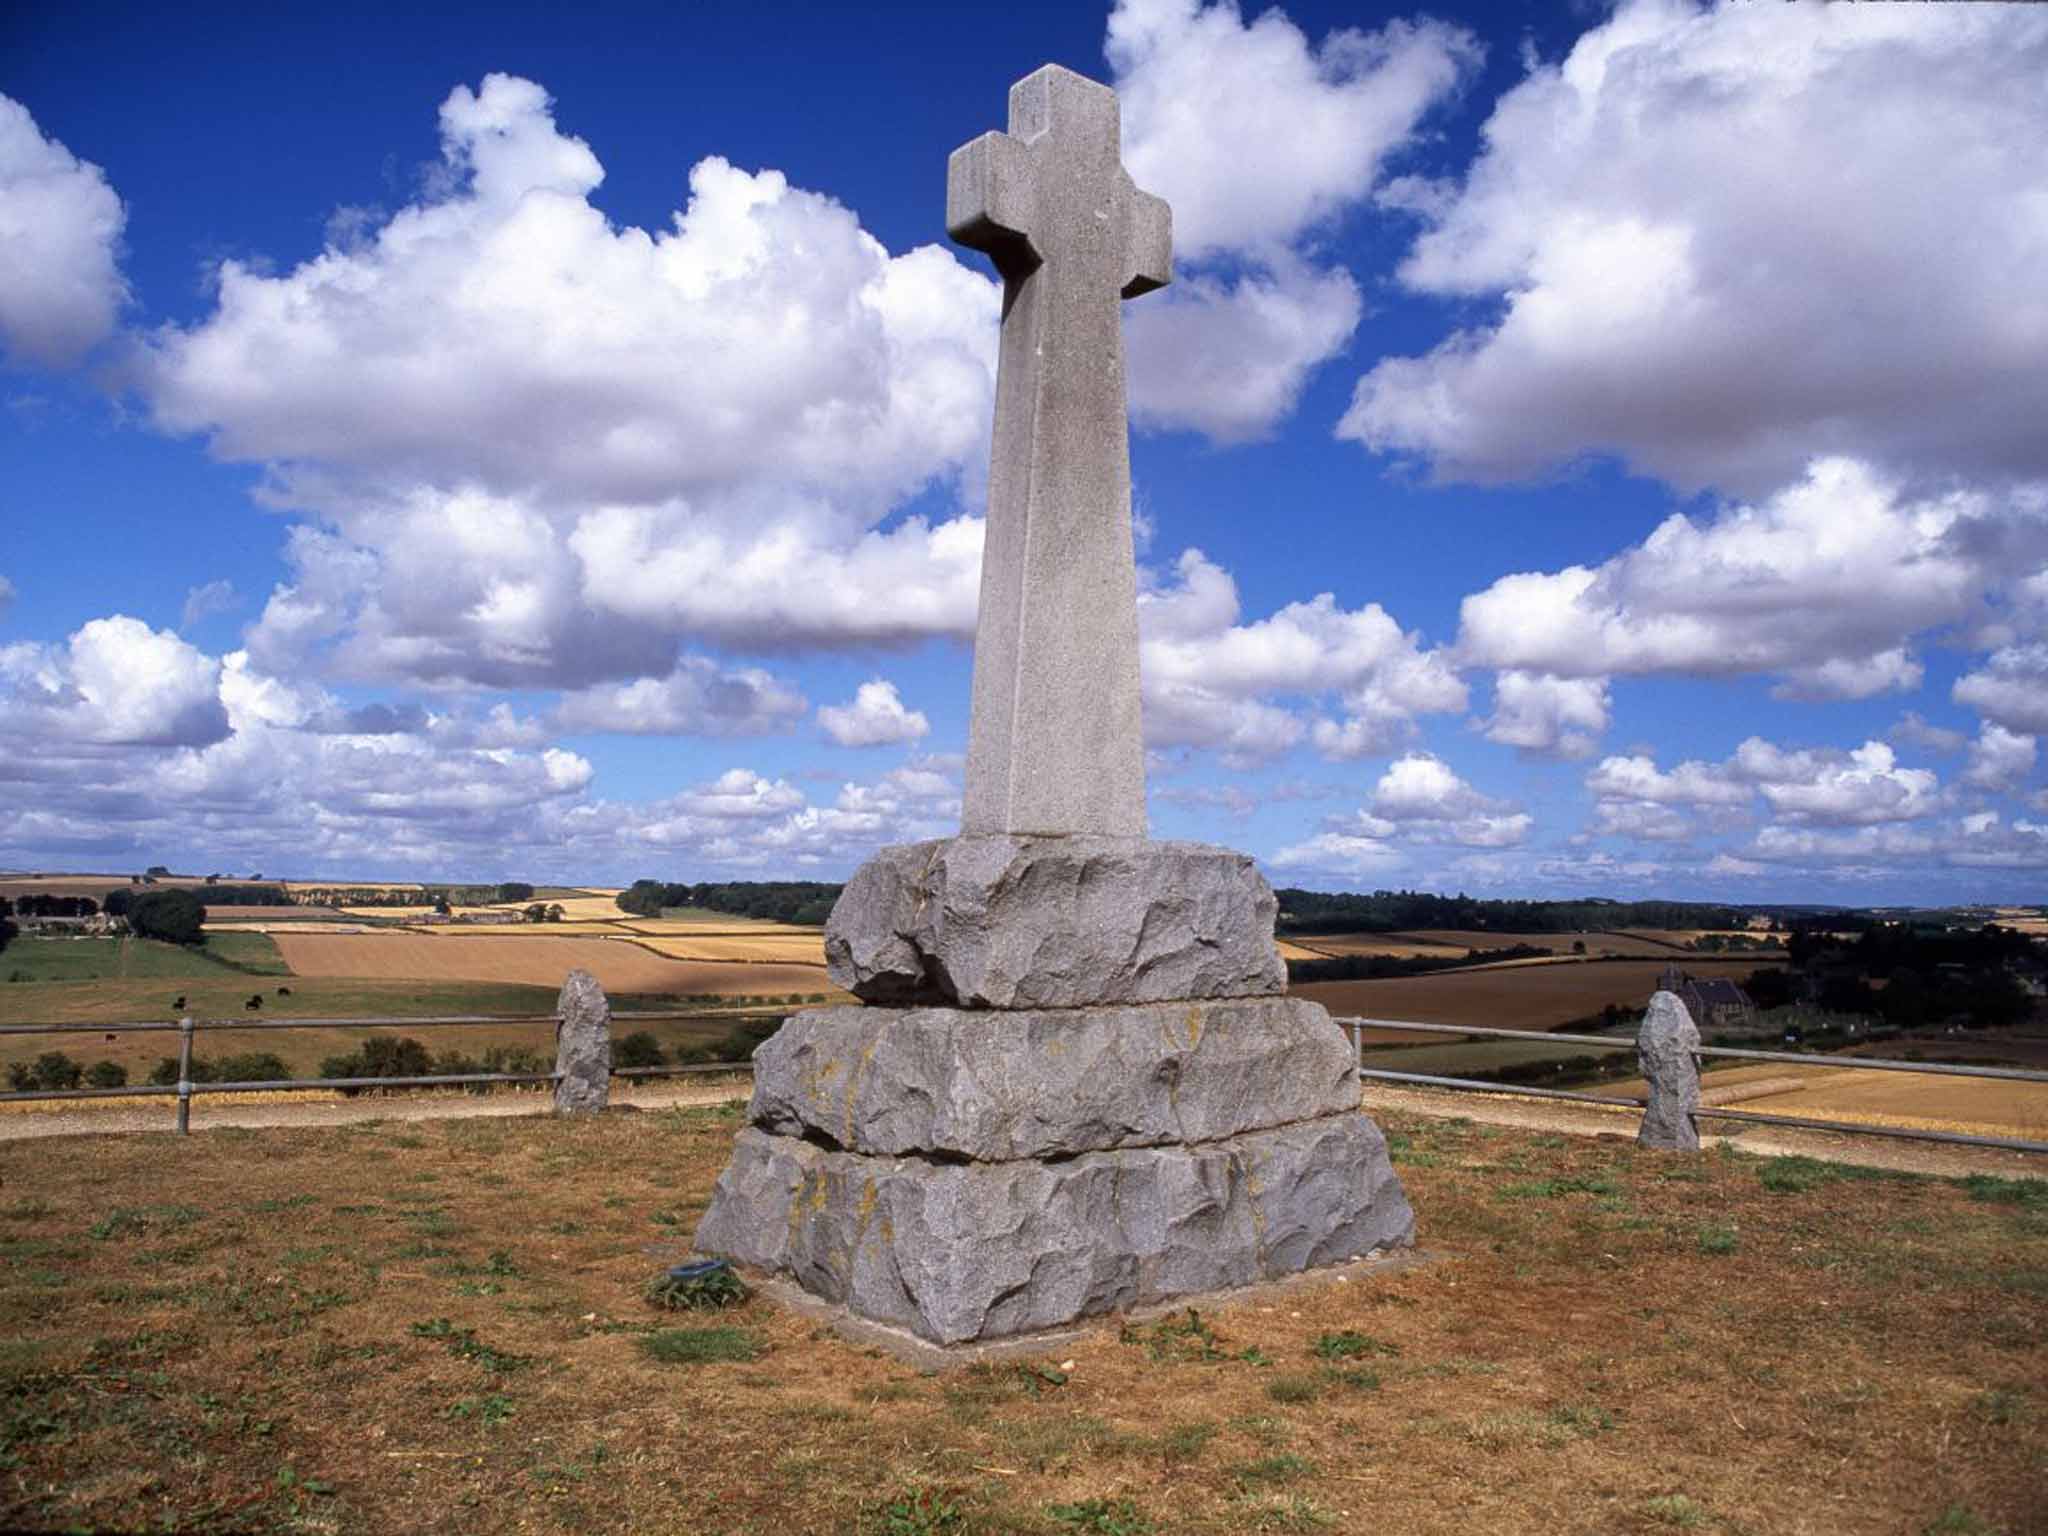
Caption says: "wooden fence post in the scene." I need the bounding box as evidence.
[175,1016,195,1135]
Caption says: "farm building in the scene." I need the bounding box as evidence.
[1658,963,1756,1031]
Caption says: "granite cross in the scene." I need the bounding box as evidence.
[947,65,1171,839]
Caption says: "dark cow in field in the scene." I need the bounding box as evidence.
[245,994,263,1011]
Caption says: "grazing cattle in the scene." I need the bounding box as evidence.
[172,996,186,1011]
[245,994,262,1011]
[277,985,292,996]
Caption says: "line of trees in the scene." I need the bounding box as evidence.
[1274,888,1757,935]
[616,880,841,925]
[1285,944,1551,984]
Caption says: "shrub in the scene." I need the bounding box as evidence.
[645,1262,748,1311]
[15,1052,85,1091]
[85,1060,128,1089]
[615,1031,666,1069]
[214,1052,291,1084]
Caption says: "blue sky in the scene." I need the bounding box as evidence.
[2,0,2044,902]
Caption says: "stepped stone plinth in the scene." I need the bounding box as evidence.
[689,63,1413,1349]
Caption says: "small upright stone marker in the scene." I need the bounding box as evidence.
[553,968,610,1115]
[1637,989,1702,1151]
[692,64,1414,1350]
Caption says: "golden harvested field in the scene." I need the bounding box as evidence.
[337,905,508,920]
[1297,958,1765,1032]
[627,934,827,966]
[1274,939,1327,962]
[1616,929,1782,951]
[269,932,841,998]
[1284,935,1467,960]
[416,921,636,936]
[1612,1062,2048,1143]
[615,917,821,937]
[541,895,638,920]
[203,921,377,934]
[201,905,335,922]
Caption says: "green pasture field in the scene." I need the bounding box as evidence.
[0,934,288,985]
[1355,1036,1634,1081]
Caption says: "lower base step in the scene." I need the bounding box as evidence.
[691,1112,1414,1347]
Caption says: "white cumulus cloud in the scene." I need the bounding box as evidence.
[0,95,128,368]
[1479,671,1610,759]
[1341,0,2048,493]
[139,74,1000,687]
[1456,458,2043,692]
[1962,723,2038,794]
[818,680,930,748]
[554,657,807,737]
[0,616,226,747]
[1109,0,1480,441]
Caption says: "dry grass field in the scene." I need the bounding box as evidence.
[1297,958,1766,1032]
[1280,930,1768,963]
[201,906,338,922]
[1,1107,2040,1534]
[268,933,840,999]
[1606,1062,2048,1144]
[628,934,828,966]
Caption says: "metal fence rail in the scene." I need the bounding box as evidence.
[1338,1017,2048,1156]
[0,1006,764,1133]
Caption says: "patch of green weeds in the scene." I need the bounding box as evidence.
[863,1484,965,1534]
[1498,1174,1621,1200]
[639,1325,761,1365]
[249,1193,317,1214]
[1047,1497,1154,1534]
[1319,1366,1381,1391]
[1157,1421,1217,1463]
[1232,1453,1314,1487]
[1657,1164,1710,1183]
[444,1392,515,1426]
[1265,1373,1320,1404]
[1644,1493,1707,1527]
[1120,1308,1243,1363]
[1969,1388,2032,1426]
[644,1264,748,1311]
[1921,1507,2000,1535]
[1697,1225,1740,1256]
[88,1203,200,1241]
[1228,1492,1337,1531]
[2,1197,52,1220]
[408,1317,531,1374]
[1311,1330,1398,1361]
[1959,1174,2046,1210]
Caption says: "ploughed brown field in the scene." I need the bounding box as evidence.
[267,932,840,998]
[1296,957,1767,1033]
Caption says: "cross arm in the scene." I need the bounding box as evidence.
[947,130,1039,282]
[1121,187,1172,299]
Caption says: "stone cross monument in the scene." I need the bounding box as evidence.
[692,64,1413,1352]
[949,66,1168,839]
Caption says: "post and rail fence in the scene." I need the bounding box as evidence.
[3,981,2044,1156]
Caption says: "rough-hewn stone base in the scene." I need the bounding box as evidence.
[750,996,1356,1160]
[824,835,1287,1008]
[692,1113,1413,1346]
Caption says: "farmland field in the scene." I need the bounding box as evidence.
[269,932,843,998]
[1,934,286,984]
[1609,1061,2048,1143]
[1297,957,1767,1032]
[627,934,827,966]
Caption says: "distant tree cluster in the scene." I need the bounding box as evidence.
[128,889,205,946]
[616,880,841,926]
[1274,889,1754,936]
[1285,944,1550,985]
[495,882,535,903]
[184,884,289,907]
[7,894,99,918]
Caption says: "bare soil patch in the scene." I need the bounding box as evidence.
[1,1106,2040,1534]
